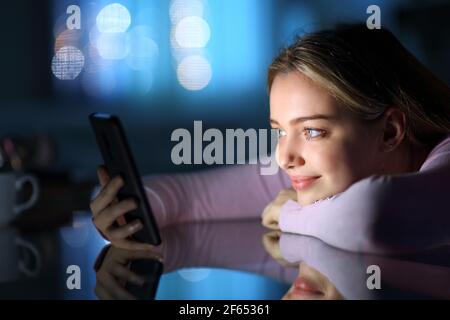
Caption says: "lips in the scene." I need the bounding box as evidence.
[290,175,320,191]
[291,277,323,297]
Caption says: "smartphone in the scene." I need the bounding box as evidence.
[89,113,161,245]
[125,258,164,300]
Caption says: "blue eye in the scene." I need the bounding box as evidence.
[276,128,287,138]
[304,128,325,140]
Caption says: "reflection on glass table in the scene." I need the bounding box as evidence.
[94,219,450,300]
[1,211,449,299]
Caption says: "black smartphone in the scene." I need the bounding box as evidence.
[125,258,164,300]
[89,113,161,245]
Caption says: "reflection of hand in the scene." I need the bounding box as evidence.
[95,246,163,300]
[261,188,297,230]
[90,166,159,251]
[262,230,298,268]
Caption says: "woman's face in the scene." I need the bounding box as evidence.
[270,72,384,206]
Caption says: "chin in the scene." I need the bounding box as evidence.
[297,192,335,206]
[296,194,317,206]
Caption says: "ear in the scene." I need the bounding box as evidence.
[379,107,407,152]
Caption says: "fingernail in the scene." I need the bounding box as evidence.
[130,221,142,231]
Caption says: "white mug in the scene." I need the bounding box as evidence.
[0,227,42,282]
[0,171,40,226]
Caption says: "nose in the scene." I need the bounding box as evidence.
[276,137,305,171]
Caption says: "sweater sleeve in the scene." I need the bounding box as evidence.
[279,135,450,254]
[142,157,291,229]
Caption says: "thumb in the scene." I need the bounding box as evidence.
[97,165,110,188]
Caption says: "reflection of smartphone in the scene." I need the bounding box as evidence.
[125,259,163,300]
[89,113,161,245]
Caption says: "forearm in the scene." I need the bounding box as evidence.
[143,161,291,229]
[279,176,387,253]
[371,165,450,252]
[280,164,450,254]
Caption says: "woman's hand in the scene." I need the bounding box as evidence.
[95,245,163,300]
[261,188,297,230]
[90,166,157,251]
[262,230,298,267]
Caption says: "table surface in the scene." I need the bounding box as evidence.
[1,212,449,300]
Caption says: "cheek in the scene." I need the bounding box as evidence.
[309,143,366,190]
[307,144,348,173]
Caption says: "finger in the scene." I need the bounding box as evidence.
[107,219,143,241]
[97,165,110,188]
[111,263,146,287]
[90,176,124,215]
[121,247,164,261]
[97,166,119,207]
[113,246,164,265]
[262,210,280,230]
[266,230,282,239]
[262,220,280,230]
[265,232,280,246]
[261,213,273,228]
[262,233,272,250]
[95,198,137,232]
[262,233,282,260]
[101,273,137,300]
[266,222,281,230]
[119,240,165,258]
[94,283,114,300]
[261,203,275,218]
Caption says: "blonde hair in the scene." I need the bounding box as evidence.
[268,24,450,149]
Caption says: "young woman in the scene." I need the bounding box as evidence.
[90,24,450,254]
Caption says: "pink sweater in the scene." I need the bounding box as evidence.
[144,135,450,254]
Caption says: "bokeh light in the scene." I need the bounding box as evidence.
[177,268,211,282]
[83,44,113,73]
[51,46,85,80]
[175,16,211,48]
[96,3,131,33]
[96,32,129,60]
[177,55,212,90]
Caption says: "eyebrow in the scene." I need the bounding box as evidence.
[270,114,336,126]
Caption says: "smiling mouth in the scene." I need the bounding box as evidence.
[290,277,324,298]
[290,176,321,191]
